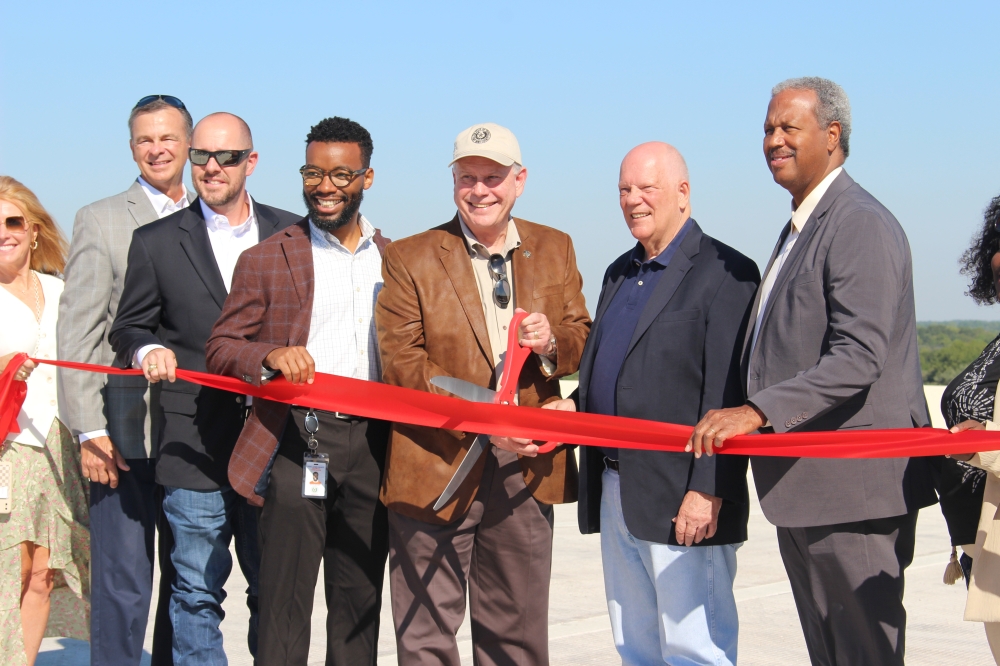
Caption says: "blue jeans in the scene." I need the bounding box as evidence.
[601,468,740,666]
[162,486,260,665]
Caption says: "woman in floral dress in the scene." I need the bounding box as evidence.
[0,176,89,665]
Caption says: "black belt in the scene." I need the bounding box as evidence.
[291,405,362,421]
[604,457,619,471]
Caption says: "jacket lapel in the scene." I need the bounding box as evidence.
[255,199,278,241]
[750,170,855,361]
[178,200,229,309]
[439,216,493,364]
[741,222,790,366]
[624,221,700,358]
[280,221,315,347]
[126,179,158,228]
[511,218,535,312]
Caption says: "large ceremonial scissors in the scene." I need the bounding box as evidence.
[429,310,556,510]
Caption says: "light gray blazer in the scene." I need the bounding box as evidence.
[57,179,195,459]
[745,170,936,528]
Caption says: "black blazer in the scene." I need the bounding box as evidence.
[109,198,300,489]
[577,221,760,545]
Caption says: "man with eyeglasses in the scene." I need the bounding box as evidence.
[109,112,298,664]
[206,116,391,665]
[57,94,194,666]
[374,123,591,665]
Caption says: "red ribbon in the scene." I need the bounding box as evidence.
[4,353,999,458]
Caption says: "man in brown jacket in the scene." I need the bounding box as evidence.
[376,122,591,665]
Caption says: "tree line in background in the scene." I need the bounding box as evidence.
[919,321,1000,385]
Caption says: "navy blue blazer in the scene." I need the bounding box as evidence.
[576,220,760,545]
[109,198,299,490]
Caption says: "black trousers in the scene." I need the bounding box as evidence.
[257,408,389,665]
[777,510,919,666]
[89,458,175,666]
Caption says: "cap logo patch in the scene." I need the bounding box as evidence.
[470,127,491,144]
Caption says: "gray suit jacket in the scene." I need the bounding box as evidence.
[57,179,195,459]
[745,170,936,527]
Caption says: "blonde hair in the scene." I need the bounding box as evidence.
[0,176,69,276]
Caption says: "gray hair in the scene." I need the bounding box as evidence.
[128,99,194,140]
[772,77,852,158]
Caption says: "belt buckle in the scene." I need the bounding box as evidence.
[333,412,352,421]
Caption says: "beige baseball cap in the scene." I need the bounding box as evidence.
[449,122,522,167]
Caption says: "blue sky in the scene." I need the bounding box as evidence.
[3,1,999,320]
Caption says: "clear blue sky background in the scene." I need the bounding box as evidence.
[2,1,999,320]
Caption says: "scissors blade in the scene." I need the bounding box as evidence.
[432,434,489,511]
[430,376,497,404]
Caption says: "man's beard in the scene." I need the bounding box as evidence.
[304,189,363,233]
[196,175,244,208]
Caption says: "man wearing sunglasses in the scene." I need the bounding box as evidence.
[206,116,391,664]
[374,123,591,665]
[57,94,195,666]
[109,112,299,664]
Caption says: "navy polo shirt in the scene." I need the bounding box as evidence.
[588,218,693,460]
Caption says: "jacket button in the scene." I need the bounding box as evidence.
[243,374,253,382]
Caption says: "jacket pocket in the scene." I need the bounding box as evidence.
[533,284,563,298]
[653,308,701,323]
[839,404,874,428]
[159,389,198,417]
[788,270,817,288]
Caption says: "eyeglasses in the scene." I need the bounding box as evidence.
[133,95,187,111]
[189,148,252,167]
[488,254,511,309]
[299,166,368,188]
[1,216,28,233]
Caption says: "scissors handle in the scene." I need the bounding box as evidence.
[495,311,531,405]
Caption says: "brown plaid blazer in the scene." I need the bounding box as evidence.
[205,218,389,506]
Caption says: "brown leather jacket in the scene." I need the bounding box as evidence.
[376,215,591,524]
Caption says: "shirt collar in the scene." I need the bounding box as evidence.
[458,216,521,258]
[631,217,694,267]
[138,176,189,218]
[309,214,376,250]
[199,194,256,235]
[789,166,843,233]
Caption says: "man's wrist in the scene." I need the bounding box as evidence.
[78,429,110,443]
[541,334,557,359]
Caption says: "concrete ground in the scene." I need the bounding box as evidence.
[37,475,995,666]
[37,386,996,664]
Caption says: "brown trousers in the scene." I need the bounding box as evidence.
[388,448,554,666]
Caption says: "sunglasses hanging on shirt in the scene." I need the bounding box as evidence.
[488,253,511,309]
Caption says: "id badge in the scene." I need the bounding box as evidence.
[302,452,329,499]
[0,460,11,514]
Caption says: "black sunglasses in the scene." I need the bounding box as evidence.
[1,216,28,233]
[189,148,252,167]
[133,95,187,111]
[488,254,511,309]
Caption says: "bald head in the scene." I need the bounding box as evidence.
[618,142,691,259]
[190,112,259,218]
[620,141,689,185]
[192,112,253,150]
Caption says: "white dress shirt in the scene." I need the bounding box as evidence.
[134,194,259,367]
[305,215,384,381]
[748,166,843,365]
[78,179,191,444]
[2,273,62,447]
[138,176,190,218]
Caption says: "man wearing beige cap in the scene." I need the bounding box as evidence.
[376,123,591,665]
